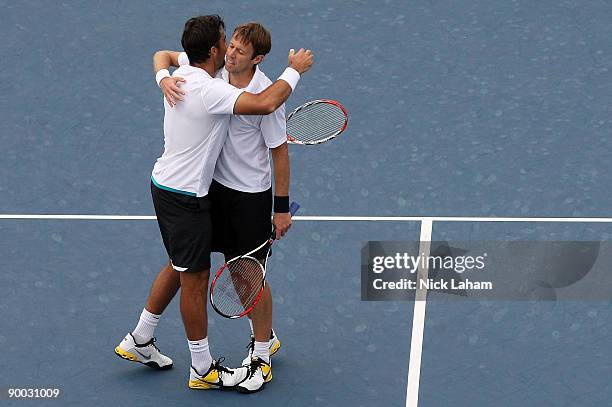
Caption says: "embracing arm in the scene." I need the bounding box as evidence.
[233,79,294,115]
[153,50,185,107]
[233,48,314,115]
[154,48,315,113]
[153,50,181,72]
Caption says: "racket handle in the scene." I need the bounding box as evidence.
[289,201,300,216]
[271,201,300,239]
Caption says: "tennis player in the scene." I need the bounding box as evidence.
[114,15,313,391]
[155,22,292,394]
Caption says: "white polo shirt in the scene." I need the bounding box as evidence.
[151,64,243,197]
[213,67,287,193]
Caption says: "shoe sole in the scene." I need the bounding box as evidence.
[236,381,267,394]
[236,372,272,394]
[114,346,173,370]
[189,381,240,391]
[188,381,220,390]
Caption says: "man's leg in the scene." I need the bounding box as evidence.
[114,261,176,369]
[212,181,277,392]
[115,182,189,370]
[236,259,275,393]
[237,281,274,394]
[145,261,181,315]
[245,283,280,358]
[223,184,280,367]
[180,270,212,373]
[181,268,249,389]
[128,262,180,344]
[250,283,273,344]
[179,269,210,340]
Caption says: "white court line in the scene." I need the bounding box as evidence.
[0,214,157,220]
[1,214,612,222]
[298,216,612,223]
[406,219,432,407]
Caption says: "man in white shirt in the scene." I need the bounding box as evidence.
[155,22,296,394]
[114,15,313,392]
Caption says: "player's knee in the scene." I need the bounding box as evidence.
[180,270,209,290]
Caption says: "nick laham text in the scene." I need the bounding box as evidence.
[372,279,493,291]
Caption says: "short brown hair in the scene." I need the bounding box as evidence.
[232,22,271,59]
[181,15,225,64]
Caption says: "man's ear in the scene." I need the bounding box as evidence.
[253,54,265,65]
[210,46,218,58]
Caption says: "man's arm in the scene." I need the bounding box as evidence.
[232,48,313,115]
[232,81,292,115]
[153,50,181,72]
[156,48,314,115]
[153,51,185,107]
[271,142,291,239]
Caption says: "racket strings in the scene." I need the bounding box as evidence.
[289,109,345,135]
[213,257,264,317]
[288,119,340,142]
[287,103,346,142]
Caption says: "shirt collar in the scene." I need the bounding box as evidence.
[221,66,262,91]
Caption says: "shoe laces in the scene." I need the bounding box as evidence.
[150,337,161,352]
[136,336,160,352]
[246,357,266,379]
[245,336,255,355]
[213,357,234,375]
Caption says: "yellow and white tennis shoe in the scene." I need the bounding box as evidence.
[241,329,281,366]
[189,358,249,390]
[114,333,173,370]
[236,357,272,394]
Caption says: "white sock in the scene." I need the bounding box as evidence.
[132,308,160,343]
[188,337,212,374]
[248,318,254,334]
[252,341,270,363]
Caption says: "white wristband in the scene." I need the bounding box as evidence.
[155,69,171,87]
[277,67,300,91]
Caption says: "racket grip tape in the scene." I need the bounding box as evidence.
[289,201,300,216]
[271,202,300,239]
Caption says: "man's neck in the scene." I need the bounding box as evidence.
[229,67,256,89]
[191,61,216,77]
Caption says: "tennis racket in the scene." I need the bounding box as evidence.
[286,99,348,145]
[209,201,300,319]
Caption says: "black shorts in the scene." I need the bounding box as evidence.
[209,179,272,260]
[151,181,212,272]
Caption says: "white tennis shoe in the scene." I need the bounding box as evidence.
[189,358,249,390]
[241,329,281,366]
[114,333,173,370]
[236,357,272,394]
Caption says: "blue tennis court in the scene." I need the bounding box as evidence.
[2,1,612,406]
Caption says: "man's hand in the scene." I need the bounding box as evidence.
[160,77,186,107]
[272,212,292,240]
[288,48,314,75]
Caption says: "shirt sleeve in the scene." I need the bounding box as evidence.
[201,79,244,115]
[261,103,287,148]
[178,52,189,66]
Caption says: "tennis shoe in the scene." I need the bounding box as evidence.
[188,358,249,390]
[242,329,281,366]
[114,333,173,369]
[236,357,272,394]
